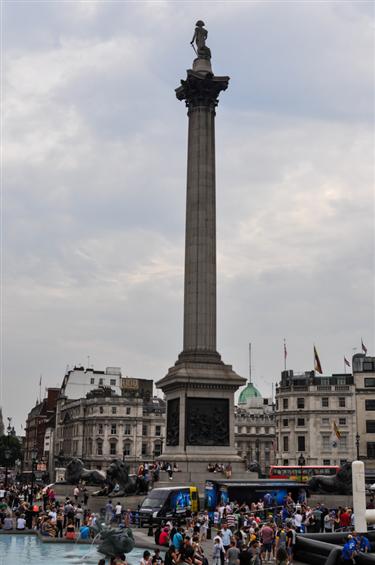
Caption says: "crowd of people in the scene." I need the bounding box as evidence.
[1,479,374,565]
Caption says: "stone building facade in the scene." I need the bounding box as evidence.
[234,381,276,475]
[275,370,356,466]
[353,353,375,471]
[24,388,60,470]
[54,370,165,473]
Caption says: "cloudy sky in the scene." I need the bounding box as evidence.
[2,1,374,432]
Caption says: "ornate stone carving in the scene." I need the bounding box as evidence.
[166,398,180,446]
[186,397,229,446]
[175,70,229,110]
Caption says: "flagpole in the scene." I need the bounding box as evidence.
[344,357,346,374]
[283,338,286,372]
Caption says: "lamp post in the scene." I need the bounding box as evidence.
[298,453,306,483]
[255,439,260,477]
[4,448,11,489]
[30,447,38,506]
[356,433,360,460]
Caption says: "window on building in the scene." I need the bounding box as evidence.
[366,421,375,433]
[283,459,289,465]
[154,442,162,457]
[110,379,116,386]
[321,417,329,426]
[126,407,131,415]
[323,459,331,465]
[366,400,375,411]
[99,378,104,385]
[283,398,288,410]
[338,397,346,408]
[112,407,117,414]
[276,399,279,410]
[90,378,95,384]
[339,418,346,426]
[365,378,375,388]
[297,418,305,427]
[110,442,117,455]
[97,441,103,456]
[111,423,117,435]
[336,377,346,385]
[322,435,330,449]
[155,425,161,436]
[283,436,289,452]
[123,442,131,456]
[297,398,305,409]
[282,419,288,427]
[322,398,329,408]
[99,406,104,414]
[98,424,103,435]
[142,443,147,456]
[124,423,131,435]
[142,425,148,436]
[297,436,305,452]
[340,459,347,465]
[340,435,348,448]
[368,443,375,459]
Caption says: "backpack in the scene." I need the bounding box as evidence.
[278,530,287,548]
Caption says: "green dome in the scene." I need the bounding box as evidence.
[238,382,262,404]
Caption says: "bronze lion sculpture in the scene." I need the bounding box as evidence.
[93,460,148,497]
[307,462,352,495]
[65,458,106,486]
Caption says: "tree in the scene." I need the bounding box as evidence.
[0,435,22,467]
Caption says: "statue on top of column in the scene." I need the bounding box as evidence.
[191,20,211,60]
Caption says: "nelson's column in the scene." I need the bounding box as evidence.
[156,21,246,476]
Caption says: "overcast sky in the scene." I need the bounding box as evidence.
[2,1,374,433]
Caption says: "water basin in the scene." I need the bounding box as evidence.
[0,534,146,565]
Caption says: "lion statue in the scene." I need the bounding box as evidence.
[308,462,352,495]
[65,458,106,486]
[93,460,149,497]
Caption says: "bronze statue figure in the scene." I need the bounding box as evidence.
[191,20,211,60]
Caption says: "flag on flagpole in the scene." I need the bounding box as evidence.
[333,421,342,440]
[39,375,42,386]
[344,357,350,368]
[362,339,368,355]
[314,345,323,374]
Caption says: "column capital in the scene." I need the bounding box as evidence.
[175,70,229,110]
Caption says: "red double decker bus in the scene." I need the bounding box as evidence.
[269,465,339,482]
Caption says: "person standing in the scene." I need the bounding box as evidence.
[227,539,240,565]
[221,523,233,553]
[115,501,122,525]
[73,485,80,503]
[105,500,113,525]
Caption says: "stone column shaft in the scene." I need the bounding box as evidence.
[183,105,216,354]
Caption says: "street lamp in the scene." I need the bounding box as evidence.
[356,433,360,460]
[30,447,38,506]
[298,453,306,483]
[4,448,11,489]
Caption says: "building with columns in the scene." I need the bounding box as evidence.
[54,369,165,474]
[275,370,356,466]
[235,381,275,475]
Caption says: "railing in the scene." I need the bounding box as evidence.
[335,385,350,391]
[317,385,332,391]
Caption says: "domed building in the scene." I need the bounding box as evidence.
[235,379,276,475]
